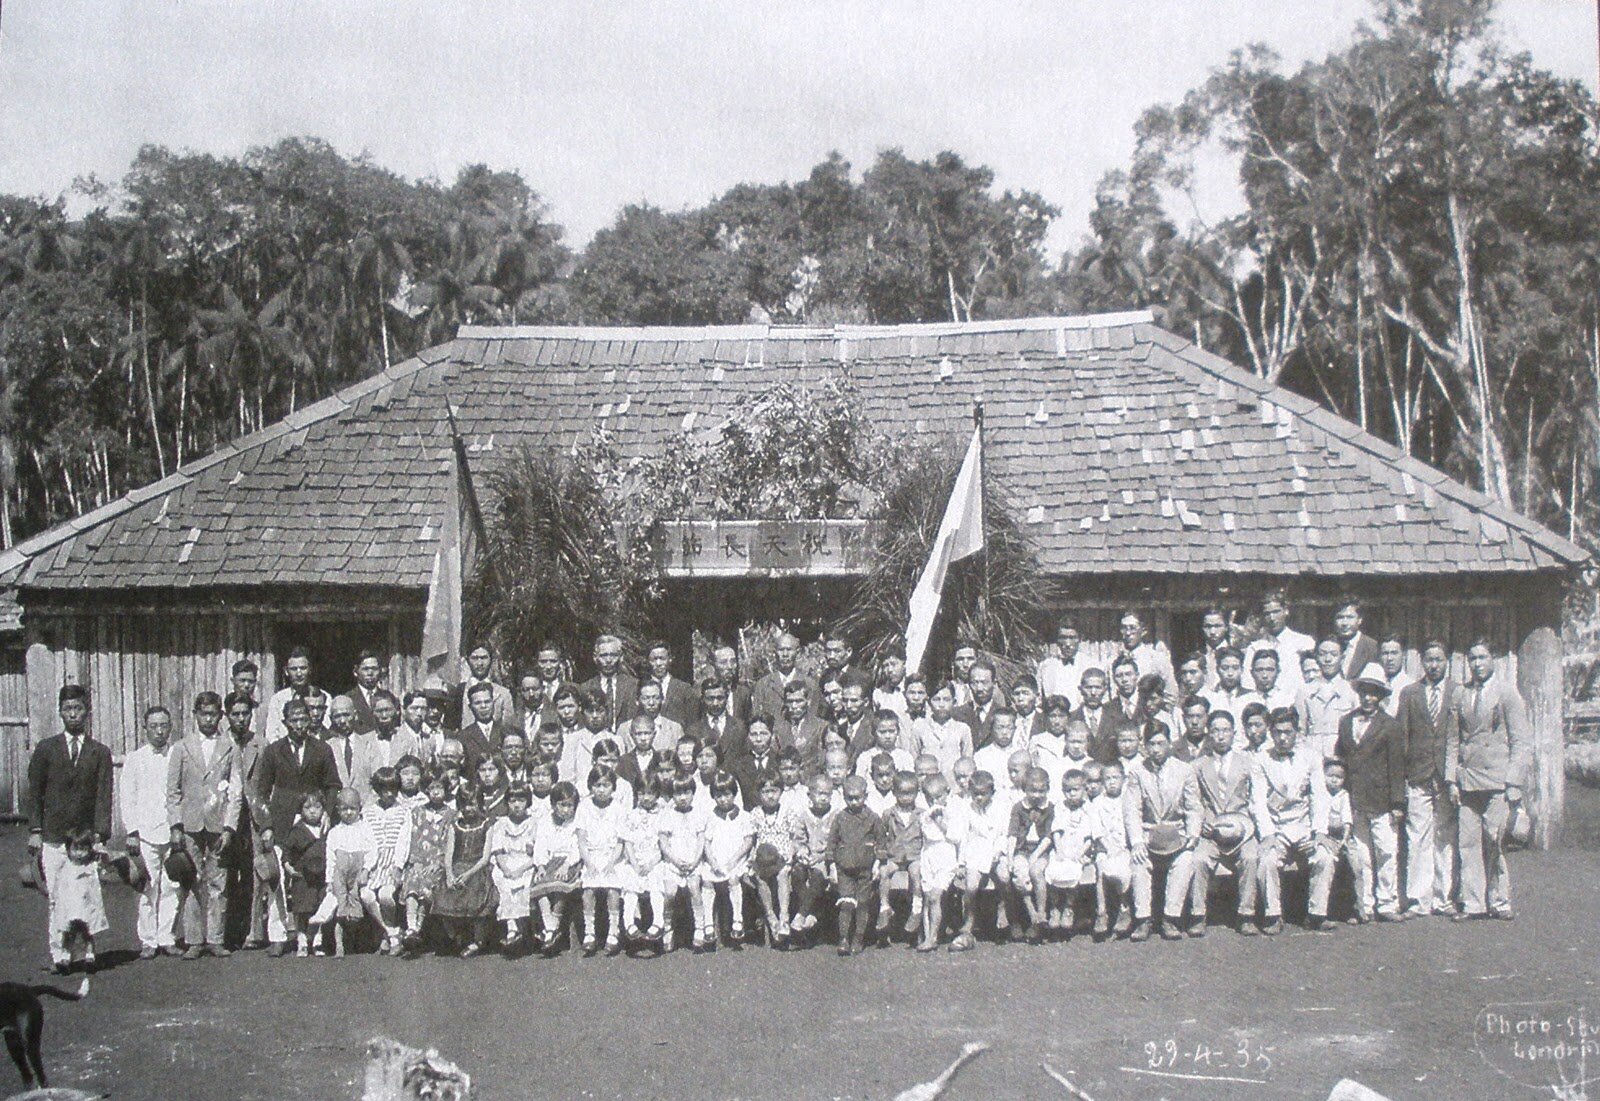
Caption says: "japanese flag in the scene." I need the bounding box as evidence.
[905,427,984,674]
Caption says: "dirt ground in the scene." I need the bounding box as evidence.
[6,790,1600,1101]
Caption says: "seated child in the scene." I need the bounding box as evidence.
[1088,761,1134,938]
[776,749,810,819]
[825,776,884,956]
[531,781,583,952]
[865,754,898,816]
[974,710,1021,786]
[487,783,540,953]
[747,774,804,947]
[1009,766,1056,943]
[362,767,413,955]
[281,792,329,956]
[702,771,757,946]
[310,787,383,957]
[576,765,630,955]
[854,712,914,777]
[399,768,455,954]
[622,779,667,944]
[877,773,925,935]
[791,775,835,939]
[915,774,963,952]
[657,775,711,951]
[396,755,428,810]
[1042,770,1097,937]
[432,782,494,957]
[952,769,1014,950]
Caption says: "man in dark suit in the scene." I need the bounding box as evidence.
[725,715,780,809]
[446,642,514,730]
[460,681,517,760]
[253,697,340,955]
[534,643,569,714]
[709,644,753,726]
[836,674,877,762]
[1336,665,1407,923]
[774,681,828,770]
[751,632,820,726]
[686,677,747,758]
[513,670,557,743]
[27,684,114,971]
[1334,597,1380,683]
[1395,640,1460,917]
[952,659,1007,750]
[347,649,388,734]
[643,640,697,727]
[582,634,639,728]
[616,714,659,791]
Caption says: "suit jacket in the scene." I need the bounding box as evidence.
[726,750,779,809]
[1395,678,1458,786]
[512,703,558,742]
[166,734,242,835]
[1335,710,1405,815]
[326,728,420,795]
[1447,674,1532,793]
[347,685,382,735]
[454,721,499,771]
[256,736,341,836]
[1340,633,1381,682]
[1076,702,1141,764]
[616,747,658,791]
[1123,757,1202,844]
[686,713,747,759]
[229,735,270,833]
[952,700,1002,751]
[446,679,514,731]
[656,676,699,727]
[751,671,819,726]
[1192,749,1254,828]
[775,714,829,769]
[582,672,640,727]
[27,734,114,844]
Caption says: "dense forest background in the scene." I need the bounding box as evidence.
[2,0,1596,556]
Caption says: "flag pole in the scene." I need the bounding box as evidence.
[443,391,487,548]
[973,397,989,640]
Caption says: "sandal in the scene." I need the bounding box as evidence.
[948,933,976,952]
[460,943,480,959]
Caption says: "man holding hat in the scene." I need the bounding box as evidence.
[120,705,181,959]
[1447,639,1531,921]
[27,684,115,971]
[1335,663,1407,922]
[1187,710,1261,936]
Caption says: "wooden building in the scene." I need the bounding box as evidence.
[0,312,1585,840]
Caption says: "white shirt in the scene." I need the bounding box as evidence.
[120,743,173,840]
[1248,628,1317,694]
[1382,670,1415,717]
[1036,652,1092,709]
[197,732,221,768]
[264,686,302,744]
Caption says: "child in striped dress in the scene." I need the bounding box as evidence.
[361,767,413,955]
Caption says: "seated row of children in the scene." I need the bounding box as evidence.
[276,700,1364,956]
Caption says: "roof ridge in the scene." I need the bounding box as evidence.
[1146,334,1588,565]
[456,310,1157,343]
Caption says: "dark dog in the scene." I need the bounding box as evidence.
[0,976,88,1089]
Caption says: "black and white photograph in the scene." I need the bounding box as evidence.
[1,2,1598,1098]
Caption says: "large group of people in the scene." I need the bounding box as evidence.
[25,590,1532,970]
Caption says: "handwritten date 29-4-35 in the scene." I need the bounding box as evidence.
[1143,1036,1273,1075]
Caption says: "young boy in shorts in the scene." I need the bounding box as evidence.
[826,776,884,956]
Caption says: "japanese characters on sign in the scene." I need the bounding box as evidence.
[655,520,873,576]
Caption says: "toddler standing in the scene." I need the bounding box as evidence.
[281,792,329,956]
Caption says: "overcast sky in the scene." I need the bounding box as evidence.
[1,1,1594,256]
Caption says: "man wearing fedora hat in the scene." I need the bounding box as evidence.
[1447,639,1531,922]
[1335,663,1407,923]
[27,684,114,972]
[1187,711,1261,937]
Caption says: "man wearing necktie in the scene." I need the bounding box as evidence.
[582,635,639,728]
[254,698,340,955]
[1395,640,1459,916]
[1446,640,1531,922]
[27,684,114,971]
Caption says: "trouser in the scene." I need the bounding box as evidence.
[181,831,230,946]
[223,824,288,944]
[135,838,181,949]
[1131,850,1194,921]
[1258,836,1333,918]
[1348,809,1400,917]
[1189,837,1259,920]
[1458,789,1512,916]
[1405,781,1457,912]
[38,842,72,963]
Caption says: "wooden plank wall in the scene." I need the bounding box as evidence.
[0,643,28,816]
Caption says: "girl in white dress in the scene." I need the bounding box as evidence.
[486,784,539,952]
[701,771,757,945]
[576,765,630,955]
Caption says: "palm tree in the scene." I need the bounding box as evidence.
[196,285,307,434]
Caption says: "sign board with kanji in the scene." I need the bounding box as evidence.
[653,520,876,576]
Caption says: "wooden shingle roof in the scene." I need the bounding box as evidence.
[1,312,1585,598]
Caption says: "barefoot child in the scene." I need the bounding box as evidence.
[281,792,329,956]
[52,829,108,970]
[916,775,962,951]
[488,783,540,952]
[576,766,630,955]
[747,774,803,946]
[400,769,455,953]
[433,783,495,957]
[702,771,757,946]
